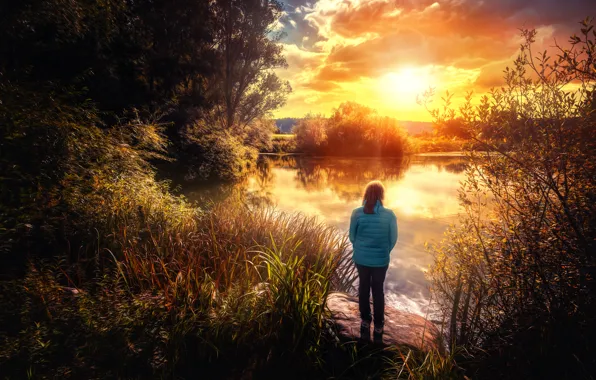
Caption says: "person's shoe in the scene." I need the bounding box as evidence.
[373,325,384,344]
[360,320,371,342]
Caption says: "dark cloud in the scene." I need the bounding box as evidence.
[280,1,327,49]
[281,0,313,8]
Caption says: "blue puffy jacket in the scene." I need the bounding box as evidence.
[349,200,398,267]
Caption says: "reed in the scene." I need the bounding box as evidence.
[0,172,361,377]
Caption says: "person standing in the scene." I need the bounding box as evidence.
[349,180,398,343]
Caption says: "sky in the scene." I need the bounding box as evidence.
[271,0,595,121]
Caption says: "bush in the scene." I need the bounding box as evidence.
[0,82,171,271]
[244,119,278,152]
[293,103,411,156]
[180,122,258,181]
[326,102,410,156]
[267,134,297,153]
[293,115,328,154]
[425,20,596,379]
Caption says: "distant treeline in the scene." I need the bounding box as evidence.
[275,118,301,133]
[273,104,472,156]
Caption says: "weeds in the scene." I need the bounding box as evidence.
[0,174,361,378]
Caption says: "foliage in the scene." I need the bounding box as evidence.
[0,0,288,188]
[244,118,278,151]
[210,0,291,131]
[293,103,411,156]
[266,134,298,153]
[180,122,258,181]
[0,183,357,378]
[409,136,469,153]
[293,114,329,153]
[0,80,171,270]
[424,19,596,379]
[0,0,216,128]
[327,102,410,156]
[432,118,473,139]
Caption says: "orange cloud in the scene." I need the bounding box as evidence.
[274,0,595,120]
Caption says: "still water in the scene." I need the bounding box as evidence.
[247,154,467,316]
[186,154,467,316]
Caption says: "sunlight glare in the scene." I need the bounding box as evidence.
[380,67,431,100]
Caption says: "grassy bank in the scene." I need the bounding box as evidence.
[0,170,462,378]
[267,133,298,154]
[0,176,351,377]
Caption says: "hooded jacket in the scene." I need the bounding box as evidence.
[349,200,398,267]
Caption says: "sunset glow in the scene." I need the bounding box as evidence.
[273,0,593,120]
[380,68,431,100]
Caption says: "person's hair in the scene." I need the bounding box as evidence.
[362,180,385,214]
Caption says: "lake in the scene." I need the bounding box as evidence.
[187,154,467,317]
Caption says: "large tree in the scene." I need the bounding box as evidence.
[211,0,291,131]
[0,0,217,123]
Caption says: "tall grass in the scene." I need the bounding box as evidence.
[385,347,467,380]
[1,171,359,377]
[1,163,463,379]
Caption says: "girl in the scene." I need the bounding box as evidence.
[349,180,398,343]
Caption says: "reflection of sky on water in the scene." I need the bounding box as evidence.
[246,156,465,316]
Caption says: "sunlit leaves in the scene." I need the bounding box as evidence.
[293,102,410,156]
[424,20,596,371]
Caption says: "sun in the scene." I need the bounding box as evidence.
[380,67,431,100]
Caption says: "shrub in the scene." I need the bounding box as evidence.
[181,122,258,181]
[267,134,297,153]
[425,20,596,379]
[0,82,171,270]
[244,119,278,152]
[293,103,411,156]
[293,114,328,153]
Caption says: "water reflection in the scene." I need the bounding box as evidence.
[242,154,467,316]
[294,157,408,202]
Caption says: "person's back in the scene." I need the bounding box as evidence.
[350,201,397,268]
[348,180,398,343]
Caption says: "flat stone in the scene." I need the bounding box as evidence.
[327,292,442,351]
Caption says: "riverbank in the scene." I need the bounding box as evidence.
[265,133,470,155]
[0,178,461,378]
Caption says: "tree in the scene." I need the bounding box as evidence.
[326,102,409,156]
[293,114,328,153]
[211,0,291,131]
[0,0,217,116]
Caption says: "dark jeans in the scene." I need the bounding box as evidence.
[356,264,389,327]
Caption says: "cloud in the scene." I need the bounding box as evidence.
[303,79,341,91]
[274,0,596,119]
[316,63,361,82]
